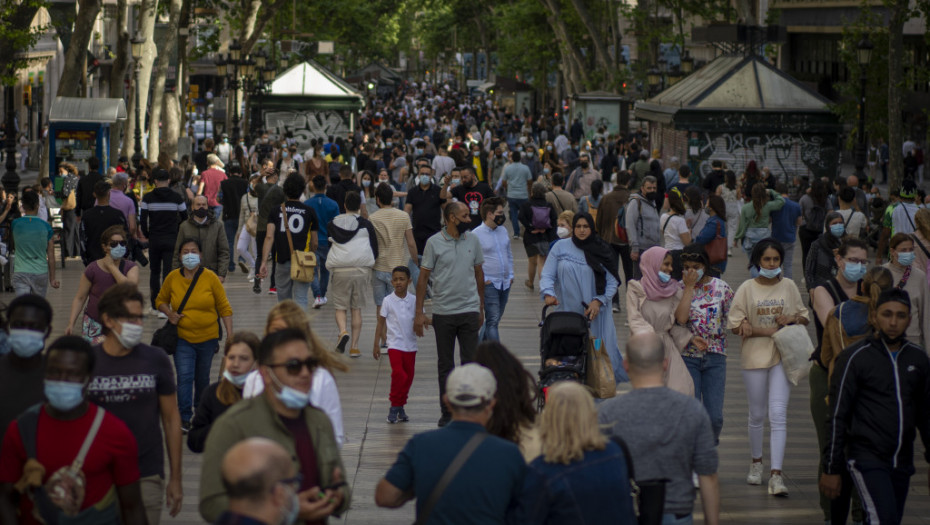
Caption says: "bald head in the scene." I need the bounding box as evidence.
[443,201,467,222]
[847,175,859,188]
[626,332,666,374]
[222,438,293,503]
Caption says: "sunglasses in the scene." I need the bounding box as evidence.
[108,240,128,248]
[267,357,320,376]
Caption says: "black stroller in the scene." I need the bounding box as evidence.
[537,304,589,411]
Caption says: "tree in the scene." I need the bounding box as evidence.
[56,0,101,97]
[108,0,130,162]
[0,0,47,86]
[147,0,183,160]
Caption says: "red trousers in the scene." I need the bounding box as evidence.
[388,349,416,407]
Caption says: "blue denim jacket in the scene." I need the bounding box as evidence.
[516,441,637,524]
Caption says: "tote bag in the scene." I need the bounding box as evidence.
[771,324,814,385]
[585,338,616,399]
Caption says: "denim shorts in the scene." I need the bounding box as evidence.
[372,270,393,306]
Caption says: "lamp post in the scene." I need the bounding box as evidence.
[681,51,694,75]
[130,33,146,168]
[854,36,873,181]
[3,69,19,194]
[647,67,660,97]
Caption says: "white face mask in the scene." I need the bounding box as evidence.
[557,226,570,239]
[116,322,143,348]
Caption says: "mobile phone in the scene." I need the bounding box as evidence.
[324,480,348,491]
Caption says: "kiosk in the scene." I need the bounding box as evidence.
[47,97,127,184]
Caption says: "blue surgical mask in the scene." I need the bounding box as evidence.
[657,271,672,283]
[269,369,309,409]
[110,244,127,259]
[44,380,85,411]
[416,149,423,156]
[223,369,248,388]
[282,485,300,525]
[182,253,201,270]
[897,251,915,267]
[830,224,845,238]
[9,328,45,358]
[451,178,460,186]
[419,176,431,186]
[362,180,371,187]
[758,267,782,279]
[695,269,705,281]
[843,261,868,282]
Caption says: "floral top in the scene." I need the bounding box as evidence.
[683,277,734,357]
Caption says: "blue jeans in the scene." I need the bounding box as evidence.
[224,218,238,272]
[781,240,796,280]
[372,270,393,306]
[662,513,693,525]
[310,245,330,298]
[174,338,219,423]
[275,260,311,309]
[479,284,510,341]
[507,197,527,237]
[682,352,727,443]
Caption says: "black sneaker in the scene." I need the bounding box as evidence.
[437,413,451,427]
[336,332,349,354]
[252,279,261,294]
[397,407,410,422]
[387,406,400,424]
[181,420,191,434]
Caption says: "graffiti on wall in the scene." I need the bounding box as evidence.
[696,132,839,180]
[263,110,352,150]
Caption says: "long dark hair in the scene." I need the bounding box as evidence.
[707,194,727,220]
[725,170,736,191]
[590,179,603,200]
[749,238,785,270]
[475,341,537,443]
[685,186,702,213]
[751,183,767,220]
[810,179,828,208]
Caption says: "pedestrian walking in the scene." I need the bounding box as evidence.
[304,175,340,307]
[882,233,930,348]
[11,190,59,296]
[626,176,661,279]
[519,182,557,289]
[473,198,514,341]
[0,294,54,435]
[141,168,187,311]
[373,265,422,424]
[173,195,230,280]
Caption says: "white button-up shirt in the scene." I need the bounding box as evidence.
[472,221,514,290]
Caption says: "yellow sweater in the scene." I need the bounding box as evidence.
[155,268,232,343]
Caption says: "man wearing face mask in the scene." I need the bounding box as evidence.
[173,195,230,282]
[141,168,187,313]
[88,284,183,525]
[0,294,53,440]
[472,198,513,342]
[214,438,301,525]
[442,167,495,231]
[200,330,349,523]
[415,202,485,427]
[216,134,232,165]
[565,152,599,200]
[0,336,148,524]
[626,176,662,279]
[821,289,930,525]
[405,165,446,257]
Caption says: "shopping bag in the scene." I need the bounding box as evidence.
[772,324,814,386]
[585,338,617,399]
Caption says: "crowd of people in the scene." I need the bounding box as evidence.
[0,81,928,525]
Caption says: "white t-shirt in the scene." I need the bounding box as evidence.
[380,292,418,352]
[660,213,689,250]
[837,208,868,238]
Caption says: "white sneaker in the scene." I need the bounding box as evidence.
[321,297,328,305]
[313,297,324,309]
[768,473,788,496]
[747,462,764,485]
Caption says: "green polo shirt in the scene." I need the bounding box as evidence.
[421,227,484,315]
[11,216,53,274]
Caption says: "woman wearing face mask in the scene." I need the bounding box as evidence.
[237,175,260,281]
[727,238,809,497]
[804,211,845,292]
[359,171,379,215]
[676,244,734,442]
[156,238,234,431]
[305,145,329,179]
[882,233,930,347]
[626,246,695,396]
[375,168,405,208]
[550,210,574,250]
[242,300,350,447]
[519,182,558,289]
[66,226,139,343]
[660,189,691,280]
[187,331,260,453]
[540,213,628,383]
[692,194,729,275]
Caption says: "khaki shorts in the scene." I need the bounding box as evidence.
[330,268,370,310]
[140,474,164,525]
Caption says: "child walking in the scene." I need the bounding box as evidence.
[373,265,427,423]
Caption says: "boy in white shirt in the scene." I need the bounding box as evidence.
[373,265,428,423]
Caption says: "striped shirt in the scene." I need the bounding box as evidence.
[370,207,413,272]
[140,187,187,238]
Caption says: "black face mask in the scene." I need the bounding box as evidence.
[456,221,470,235]
[580,161,589,169]
[193,208,209,219]
[644,191,658,201]
[493,215,505,226]
[880,330,907,346]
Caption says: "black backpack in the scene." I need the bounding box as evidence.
[805,204,826,234]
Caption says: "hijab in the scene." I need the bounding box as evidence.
[639,246,679,300]
[571,213,621,295]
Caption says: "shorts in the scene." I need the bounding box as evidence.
[12,272,47,297]
[372,270,393,306]
[524,240,551,258]
[330,268,370,310]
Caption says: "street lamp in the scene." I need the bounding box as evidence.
[647,67,660,97]
[130,32,146,168]
[681,51,694,75]
[854,36,873,181]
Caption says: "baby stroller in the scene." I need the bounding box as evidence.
[537,304,589,411]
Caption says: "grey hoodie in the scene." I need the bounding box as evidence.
[625,194,660,254]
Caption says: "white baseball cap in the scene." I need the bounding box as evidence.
[446,364,497,407]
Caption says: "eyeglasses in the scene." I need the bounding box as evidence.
[267,357,319,376]
[108,240,127,248]
[844,257,869,265]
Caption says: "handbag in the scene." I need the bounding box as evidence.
[282,204,316,283]
[151,268,203,355]
[609,435,667,525]
[245,197,257,237]
[413,432,487,525]
[60,188,77,211]
[771,323,814,386]
[585,337,616,399]
[706,221,727,264]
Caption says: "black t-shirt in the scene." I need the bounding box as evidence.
[80,205,128,264]
[267,201,319,264]
[405,184,445,254]
[326,179,362,214]
[451,182,495,230]
[219,176,248,221]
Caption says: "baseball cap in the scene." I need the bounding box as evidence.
[445,364,496,407]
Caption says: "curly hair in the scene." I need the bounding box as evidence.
[474,341,536,443]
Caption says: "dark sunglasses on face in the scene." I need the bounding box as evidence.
[108,240,128,248]
[268,357,320,376]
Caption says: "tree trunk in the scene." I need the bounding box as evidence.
[539,0,590,90]
[162,93,181,159]
[239,0,290,55]
[887,0,905,190]
[147,0,183,161]
[178,0,192,137]
[56,0,101,97]
[109,0,130,161]
[566,0,615,87]
[131,0,158,159]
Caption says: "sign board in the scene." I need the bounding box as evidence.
[318,41,334,55]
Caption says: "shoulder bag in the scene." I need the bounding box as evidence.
[282,204,316,283]
[610,435,667,525]
[151,268,203,355]
[706,220,727,264]
[413,432,487,525]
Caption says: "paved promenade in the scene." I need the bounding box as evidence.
[22,225,930,524]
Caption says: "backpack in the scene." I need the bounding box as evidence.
[328,160,343,183]
[615,203,630,244]
[585,197,599,227]
[530,205,551,230]
[805,204,826,233]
